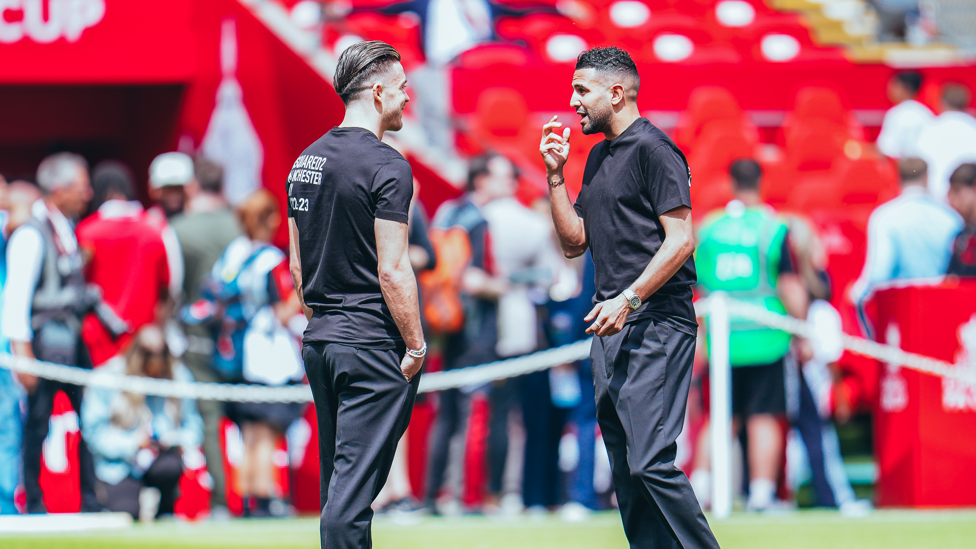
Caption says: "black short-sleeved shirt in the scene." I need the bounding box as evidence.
[573,118,698,324]
[287,127,413,348]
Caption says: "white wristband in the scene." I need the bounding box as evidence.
[406,342,427,358]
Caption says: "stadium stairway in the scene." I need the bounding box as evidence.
[240,0,470,214]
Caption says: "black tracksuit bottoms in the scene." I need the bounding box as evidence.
[303,342,420,549]
[591,317,720,549]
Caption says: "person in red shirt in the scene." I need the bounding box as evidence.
[77,161,182,366]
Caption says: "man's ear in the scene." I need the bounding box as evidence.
[610,83,626,106]
[372,82,384,104]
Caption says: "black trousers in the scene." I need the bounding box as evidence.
[591,317,720,549]
[425,325,496,504]
[96,450,184,519]
[23,377,99,513]
[794,372,836,507]
[304,342,420,549]
[487,376,520,495]
[520,370,567,508]
[424,387,468,503]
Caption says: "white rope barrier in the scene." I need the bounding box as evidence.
[0,296,971,405]
[0,338,594,402]
[720,298,976,384]
[0,353,313,403]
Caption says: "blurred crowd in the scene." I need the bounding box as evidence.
[0,70,974,523]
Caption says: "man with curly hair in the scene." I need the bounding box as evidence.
[541,47,719,548]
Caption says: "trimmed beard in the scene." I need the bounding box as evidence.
[382,104,405,132]
[580,104,612,135]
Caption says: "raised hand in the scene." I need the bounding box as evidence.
[540,115,571,174]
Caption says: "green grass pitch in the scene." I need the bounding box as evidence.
[3,510,976,549]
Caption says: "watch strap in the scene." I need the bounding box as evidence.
[622,289,641,310]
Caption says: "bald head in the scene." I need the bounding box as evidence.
[7,180,44,231]
[942,83,971,112]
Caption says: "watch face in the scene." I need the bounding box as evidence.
[629,296,641,309]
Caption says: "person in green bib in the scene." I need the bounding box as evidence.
[695,158,810,512]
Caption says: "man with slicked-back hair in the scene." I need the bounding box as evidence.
[541,47,719,548]
[287,41,425,548]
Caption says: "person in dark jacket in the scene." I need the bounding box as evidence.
[947,163,976,277]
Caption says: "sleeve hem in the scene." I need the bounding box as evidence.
[657,197,692,216]
[375,210,410,223]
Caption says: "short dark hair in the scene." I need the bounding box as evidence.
[194,157,224,194]
[942,83,971,111]
[91,160,135,211]
[729,158,762,191]
[894,71,923,95]
[899,157,927,183]
[950,163,976,188]
[333,41,401,104]
[467,153,518,191]
[575,47,640,91]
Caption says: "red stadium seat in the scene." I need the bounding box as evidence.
[794,86,849,126]
[496,13,605,51]
[787,156,897,213]
[787,182,836,212]
[691,176,734,219]
[835,157,899,207]
[457,43,533,69]
[327,13,426,69]
[703,8,804,49]
[760,160,796,208]
[688,120,758,179]
[496,13,564,42]
[476,87,530,137]
[782,86,865,147]
[786,121,847,172]
[675,86,756,150]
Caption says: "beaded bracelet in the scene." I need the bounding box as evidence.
[406,342,427,358]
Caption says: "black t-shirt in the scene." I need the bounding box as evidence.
[573,118,698,324]
[287,127,413,348]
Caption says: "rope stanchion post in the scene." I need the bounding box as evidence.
[707,293,733,520]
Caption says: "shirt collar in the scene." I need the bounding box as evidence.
[939,111,976,125]
[607,117,648,151]
[900,185,928,197]
[186,194,228,214]
[33,199,78,254]
[98,199,144,219]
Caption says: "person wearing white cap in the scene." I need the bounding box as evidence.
[145,153,187,343]
[149,152,194,219]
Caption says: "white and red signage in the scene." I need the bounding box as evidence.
[870,282,976,507]
[0,0,196,83]
[0,0,105,44]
